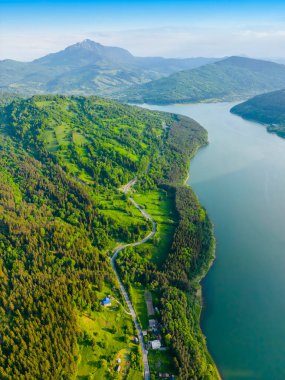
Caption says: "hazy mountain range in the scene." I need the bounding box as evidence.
[120,56,285,104]
[2,39,285,105]
[0,39,218,96]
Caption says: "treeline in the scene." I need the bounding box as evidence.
[160,186,217,379]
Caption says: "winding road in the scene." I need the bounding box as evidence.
[111,179,156,380]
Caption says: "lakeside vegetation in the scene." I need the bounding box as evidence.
[231,89,285,138]
[0,94,218,379]
[117,185,217,379]
[115,114,218,377]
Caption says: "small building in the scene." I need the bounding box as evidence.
[150,339,161,350]
[116,365,121,372]
[117,358,121,363]
[102,297,111,306]
[134,336,139,344]
[142,330,148,336]
[149,319,157,330]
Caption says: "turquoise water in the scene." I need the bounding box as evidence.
[144,102,285,380]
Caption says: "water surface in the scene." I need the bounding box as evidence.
[144,102,285,380]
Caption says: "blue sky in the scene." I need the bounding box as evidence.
[1,0,285,60]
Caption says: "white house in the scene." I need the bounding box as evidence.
[150,339,161,350]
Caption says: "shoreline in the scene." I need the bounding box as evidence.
[138,102,220,378]
[184,148,221,380]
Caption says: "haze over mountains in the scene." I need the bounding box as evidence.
[121,56,285,104]
[2,39,285,105]
[0,39,218,96]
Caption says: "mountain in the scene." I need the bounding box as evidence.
[120,56,285,104]
[34,39,134,67]
[0,39,218,96]
[231,89,285,138]
[0,94,218,379]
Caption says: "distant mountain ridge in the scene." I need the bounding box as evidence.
[231,89,285,138]
[34,39,134,67]
[0,39,218,96]
[120,56,285,104]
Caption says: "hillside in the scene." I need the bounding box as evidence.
[0,39,217,97]
[0,95,218,379]
[120,56,285,104]
[231,89,285,138]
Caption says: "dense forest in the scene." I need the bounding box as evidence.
[118,56,285,105]
[231,89,285,138]
[0,94,217,379]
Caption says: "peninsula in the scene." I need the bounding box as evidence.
[0,95,218,379]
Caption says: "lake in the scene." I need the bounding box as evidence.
[144,102,285,380]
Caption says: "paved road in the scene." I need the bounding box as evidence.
[111,179,156,380]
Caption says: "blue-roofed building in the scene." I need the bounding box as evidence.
[102,297,111,306]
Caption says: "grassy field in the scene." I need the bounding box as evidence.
[148,350,176,375]
[125,188,178,377]
[130,285,149,330]
[79,186,175,379]
[76,284,143,380]
[126,368,143,380]
[96,190,151,248]
[132,188,177,266]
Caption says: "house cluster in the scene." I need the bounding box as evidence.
[158,373,175,379]
[147,319,164,350]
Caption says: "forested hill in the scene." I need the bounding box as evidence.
[231,89,285,138]
[119,56,285,104]
[0,95,212,378]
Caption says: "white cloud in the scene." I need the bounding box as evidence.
[1,24,285,61]
[237,29,285,39]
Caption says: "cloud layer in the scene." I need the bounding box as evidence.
[1,25,285,61]
[1,1,285,61]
